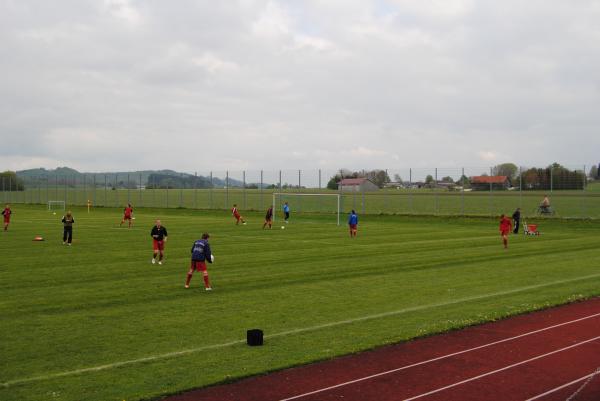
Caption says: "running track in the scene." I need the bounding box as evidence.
[165,298,600,401]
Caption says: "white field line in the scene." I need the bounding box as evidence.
[524,370,599,401]
[279,313,600,401]
[2,273,600,388]
[403,335,600,401]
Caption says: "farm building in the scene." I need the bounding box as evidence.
[470,175,511,190]
[338,178,379,192]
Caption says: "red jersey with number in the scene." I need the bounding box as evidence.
[2,208,11,222]
[499,217,511,234]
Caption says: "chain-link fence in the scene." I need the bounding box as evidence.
[1,166,598,218]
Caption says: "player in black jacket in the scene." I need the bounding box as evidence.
[150,220,168,265]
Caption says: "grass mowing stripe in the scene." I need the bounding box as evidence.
[3,272,599,389]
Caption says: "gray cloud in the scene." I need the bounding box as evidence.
[1,0,599,173]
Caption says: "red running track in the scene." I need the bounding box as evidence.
[165,298,600,401]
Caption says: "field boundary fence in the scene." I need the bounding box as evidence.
[1,166,599,219]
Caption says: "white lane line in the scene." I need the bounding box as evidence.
[403,336,600,401]
[2,273,600,388]
[524,370,599,401]
[279,313,600,401]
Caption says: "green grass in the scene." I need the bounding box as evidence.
[1,205,599,401]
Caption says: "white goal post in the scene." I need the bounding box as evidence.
[48,200,66,211]
[272,193,341,225]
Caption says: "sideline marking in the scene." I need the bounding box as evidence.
[525,370,599,401]
[404,336,600,401]
[280,313,600,400]
[2,273,600,388]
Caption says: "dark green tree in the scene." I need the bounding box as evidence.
[0,171,25,191]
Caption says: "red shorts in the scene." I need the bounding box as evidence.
[190,260,207,272]
[500,229,509,236]
[349,224,357,230]
[234,213,241,220]
[123,215,132,220]
[3,217,9,223]
[153,239,165,251]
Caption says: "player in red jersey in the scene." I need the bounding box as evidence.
[499,214,512,249]
[2,204,12,231]
[262,205,273,229]
[150,219,168,265]
[120,203,134,228]
[231,204,246,225]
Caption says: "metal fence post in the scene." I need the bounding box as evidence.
[434,167,438,214]
[409,168,413,213]
[115,174,119,207]
[179,173,183,208]
[260,170,264,211]
[582,165,587,217]
[209,171,213,209]
[127,173,131,203]
[225,170,229,209]
[489,166,493,216]
[243,170,246,209]
[279,170,282,191]
[298,169,302,212]
[104,174,107,207]
[194,172,197,209]
[550,165,553,193]
[461,167,465,216]
[519,166,522,210]
[139,173,143,207]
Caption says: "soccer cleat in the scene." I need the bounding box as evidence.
[152,258,156,264]
[158,261,162,265]
[205,287,212,291]
[184,284,189,289]
[68,243,71,246]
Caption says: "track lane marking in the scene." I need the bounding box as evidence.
[279,313,600,401]
[403,336,600,401]
[2,274,600,389]
[524,370,600,401]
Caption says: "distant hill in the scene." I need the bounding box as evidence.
[15,167,260,188]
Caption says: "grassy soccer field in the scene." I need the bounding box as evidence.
[1,206,599,401]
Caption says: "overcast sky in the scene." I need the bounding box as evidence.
[1,0,599,174]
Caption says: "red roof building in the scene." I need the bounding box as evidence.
[338,178,379,192]
[469,176,511,190]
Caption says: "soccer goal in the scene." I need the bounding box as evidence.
[272,193,341,225]
[48,200,65,211]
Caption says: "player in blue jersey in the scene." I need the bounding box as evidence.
[185,233,213,290]
[283,202,290,223]
[348,210,358,238]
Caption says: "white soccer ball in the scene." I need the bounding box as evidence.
[210,254,215,262]
[53,212,56,215]
[281,226,285,229]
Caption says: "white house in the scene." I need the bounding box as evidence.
[338,178,379,192]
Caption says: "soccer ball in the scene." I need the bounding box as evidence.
[53,212,56,215]
[281,226,285,229]
[210,254,215,262]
